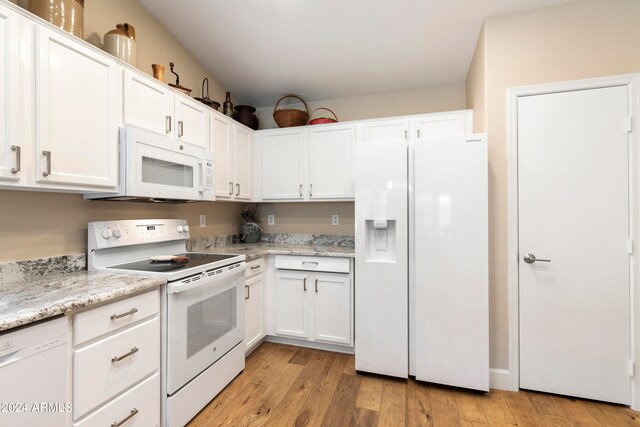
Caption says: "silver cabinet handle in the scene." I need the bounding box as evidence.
[110,308,138,320]
[251,265,261,270]
[166,115,172,133]
[245,285,250,300]
[112,347,139,363]
[42,150,51,177]
[236,183,240,196]
[178,120,184,137]
[299,184,303,197]
[229,182,233,196]
[315,278,318,293]
[302,261,319,265]
[310,184,313,197]
[523,253,551,264]
[111,408,138,427]
[303,277,307,292]
[10,145,20,174]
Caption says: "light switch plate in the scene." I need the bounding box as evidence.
[332,215,339,225]
[199,214,206,228]
[267,214,275,225]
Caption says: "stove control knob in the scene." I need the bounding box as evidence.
[101,228,113,239]
[112,229,122,238]
[176,225,184,233]
[183,225,190,233]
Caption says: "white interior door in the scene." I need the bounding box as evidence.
[518,85,631,404]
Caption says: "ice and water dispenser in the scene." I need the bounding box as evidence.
[364,219,396,262]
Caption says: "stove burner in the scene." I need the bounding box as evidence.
[107,252,238,273]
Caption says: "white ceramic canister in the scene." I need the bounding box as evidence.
[103,23,138,67]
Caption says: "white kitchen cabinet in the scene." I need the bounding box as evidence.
[307,124,355,199]
[244,258,265,353]
[312,272,352,345]
[274,270,309,338]
[72,290,160,422]
[0,4,21,185]
[273,256,353,347]
[413,110,473,138]
[260,128,305,200]
[123,69,209,149]
[35,26,121,190]
[210,112,253,200]
[362,118,409,142]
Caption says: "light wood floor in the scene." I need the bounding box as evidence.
[188,342,640,427]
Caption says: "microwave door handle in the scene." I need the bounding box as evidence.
[198,160,206,192]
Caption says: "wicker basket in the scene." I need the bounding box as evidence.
[309,107,338,125]
[273,95,309,128]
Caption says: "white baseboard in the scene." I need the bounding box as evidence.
[490,368,512,390]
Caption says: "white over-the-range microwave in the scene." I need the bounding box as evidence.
[85,126,214,202]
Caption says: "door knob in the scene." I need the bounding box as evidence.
[523,253,551,264]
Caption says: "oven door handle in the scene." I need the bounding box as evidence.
[167,263,247,294]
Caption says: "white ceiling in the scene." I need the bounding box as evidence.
[140,0,573,107]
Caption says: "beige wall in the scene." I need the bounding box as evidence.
[465,26,486,133]
[11,0,229,102]
[255,84,466,129]
[259,202,354,236]
[466,0,640,370]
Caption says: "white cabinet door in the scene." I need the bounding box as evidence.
[211,113,234,199]
[35,27,120,190]
[363,119,408,142]
[308,124,355,199]
[175,96,209,149]
[413,111,472,138]
[123,69,173,136]
[261,129,304,200]
[275,271,309,338]
[313,273,351,345]
[234,126,252,200]
[0,5,21,184]
[244,275,263,352]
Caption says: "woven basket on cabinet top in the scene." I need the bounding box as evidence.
[273,94,309,128]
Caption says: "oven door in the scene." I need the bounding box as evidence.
[123,126,214,201]
[166,265,245,394]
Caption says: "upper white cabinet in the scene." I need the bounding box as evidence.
[257,124,355,201]
[0,3,121,193]
[413,110,472,138]
[35,26,121,189]
[307,124,355,199]
[0,5,21,184]
[210,113,252,201]
[123,69,209,150]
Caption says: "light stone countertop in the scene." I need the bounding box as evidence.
[0,271,166,333]
[194,243,355,261]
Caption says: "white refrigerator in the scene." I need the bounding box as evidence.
[355,132,489,391]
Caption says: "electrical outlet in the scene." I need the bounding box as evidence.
[267,214,275,226]
[199,214,206,228]
[332,215,339,226]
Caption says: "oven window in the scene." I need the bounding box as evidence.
[187,287,237,358]
[141,156,193,187]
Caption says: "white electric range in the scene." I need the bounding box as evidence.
[88,219,246,427]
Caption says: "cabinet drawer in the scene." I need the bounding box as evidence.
[74,290,159,345]
[74,373,160,427]
[245,258,264,278]
[74,317,160,418]
[274,255,350,273]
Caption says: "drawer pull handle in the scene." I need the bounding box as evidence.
[42,150,51,177]
[250,265,261,270]
[303,277,307,292]
[112,347,139,363]
[10,145,20,174]
[111,308,138,320]
[111,408,138,427]
[229,182,234,196]
[178,120,184,137]
[245,284,250,300]
[302,261,319,265]
[315,278,319,293]
[166,115,172,133]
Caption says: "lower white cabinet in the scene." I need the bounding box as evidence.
[244,258,265,352]
[273,256,353,347]
[72,290,160,423]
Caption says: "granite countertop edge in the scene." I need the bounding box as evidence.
[193,243,356,261]
[0,272,166,333]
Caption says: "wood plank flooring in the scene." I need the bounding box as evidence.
[188,342,640,427]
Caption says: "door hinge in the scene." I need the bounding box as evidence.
[627,116,632,133]
[629,360,635,378]
[627,238,633,254]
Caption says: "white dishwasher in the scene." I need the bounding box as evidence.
[0,316,69,427]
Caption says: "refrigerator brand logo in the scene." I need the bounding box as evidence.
[466,138,482,143]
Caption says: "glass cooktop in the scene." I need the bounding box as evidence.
[107,253,238,273]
